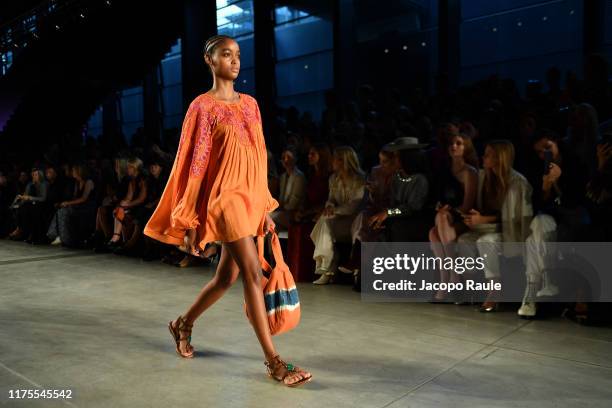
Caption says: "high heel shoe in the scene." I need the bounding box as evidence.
[106,233,122,249]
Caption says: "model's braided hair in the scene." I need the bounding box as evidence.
[204,34,234,74]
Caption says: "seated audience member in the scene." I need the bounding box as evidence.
[121,157,170,257]
[271,146,306,231]
[105,157,147,251]
[8,168,48,242]
[367,137,431,243]
[294,143,332,223]
[47,163,97,247]
[39,164,70,243]
[90,157,130,250]
[338,147,399,275]
[429,133,478,301]
[457,140,533,313]
[518,130,590,318]
[286,143,332,281]
[310,146,365,285]
[45,164,69,209]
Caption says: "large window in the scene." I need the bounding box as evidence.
[217,0,254,38]
[274,5,333,121]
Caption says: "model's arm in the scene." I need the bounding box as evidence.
[253,99,279,214]
[171,99,213,230]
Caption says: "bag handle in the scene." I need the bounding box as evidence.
[257,235,273,274]
[256,230,287,272]
[268,230,287,268]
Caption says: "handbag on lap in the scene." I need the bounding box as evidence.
[244,230,301,335]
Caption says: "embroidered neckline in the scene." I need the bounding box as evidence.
[203,91,242,105]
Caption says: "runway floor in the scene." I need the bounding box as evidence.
[1,240,611,408]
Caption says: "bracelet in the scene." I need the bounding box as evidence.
[387,208,402,216]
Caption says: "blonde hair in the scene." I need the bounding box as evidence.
[127,157,143,175]
[333,145,365,178]
[484,140,514,208]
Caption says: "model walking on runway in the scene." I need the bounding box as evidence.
[143,35,312,387]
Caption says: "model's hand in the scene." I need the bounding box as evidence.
[119,200,130,207]
[264,213,275,233]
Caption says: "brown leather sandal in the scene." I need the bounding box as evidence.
[168,315,194,358]
[264,354,312,387]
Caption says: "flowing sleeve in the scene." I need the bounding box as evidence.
[169,100,213,231]
[253,98,279,213]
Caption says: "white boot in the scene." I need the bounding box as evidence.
[517,302,537,318]
[518,279,540,318]
[537,269,559,297]
[50,237,62,246]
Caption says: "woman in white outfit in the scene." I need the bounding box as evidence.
[458,140,533,312]
[311,146,366,284]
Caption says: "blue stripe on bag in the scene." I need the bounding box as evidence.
[264,287,300,315]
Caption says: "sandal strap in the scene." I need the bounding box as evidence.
[173,316,193,342]
[265,355,299,372]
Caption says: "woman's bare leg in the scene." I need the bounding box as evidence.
[110,217,122,242]
[223,236,277,360]
[436,211,460,284]
[172,242,240,354]
[223,235,311,384]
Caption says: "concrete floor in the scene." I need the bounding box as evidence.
[1,240,611,408]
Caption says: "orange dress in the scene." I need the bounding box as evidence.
[143,92,279,251]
